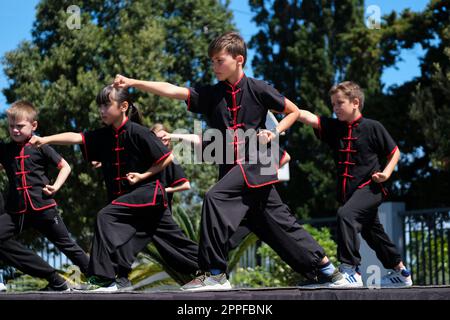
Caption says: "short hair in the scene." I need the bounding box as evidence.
[6,100,38,122]
[208,31,247,67]
[329,81,365,110]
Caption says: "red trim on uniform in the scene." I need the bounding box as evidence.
[338,149,357,153]
[80,132,89,161]
[341,122,359,202]
[388,145,398,158]
[225,73,245,90]
[186,89,191,111]
[170,178,189,187]
[237,163,280,188]
[15,146,30,214]
[357,179,372,189]
[347,115,363,126]
[112,180,167,207]
[317,116,322,139]
[114,117,129,132]
[25,189,57,211]
[13,145,57,213]
[154,151,172,165]
[338,161,356,166]
[279,150,287,166]
[379,183,388,197]
[225,83,244,164]
[227,123,244,130]
[57,159,64,170]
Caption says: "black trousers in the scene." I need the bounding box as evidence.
[114,209,199,278]
[89,204,199,280]
[0,208,89,278]
[199,165,326,277]
[336,184,402,268]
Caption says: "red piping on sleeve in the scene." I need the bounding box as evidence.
[80,132,89,161]
[57,159,64,170]
[317,116,322,139]
[388,146,398,158]
[170,178,189,187]
[154,151,172,165]
[186,89,191,111]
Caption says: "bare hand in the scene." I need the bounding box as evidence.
[91,161,102,169]
[372,172,389,183]
[113,74,132,89]
[257,129,276,145]
[126,172,143,185]
[43,184,58,196]
[29,136,47,148]
[155,130,171,145]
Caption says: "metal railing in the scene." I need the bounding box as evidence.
[401,207,450,285]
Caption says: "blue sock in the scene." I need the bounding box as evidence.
[209,269,223,276]
[318,261,336,277]
[400,268,411,277]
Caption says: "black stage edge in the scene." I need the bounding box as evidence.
[1,285,449,300]
[1,287,449,319]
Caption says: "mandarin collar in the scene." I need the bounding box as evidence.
[224,73,247,90]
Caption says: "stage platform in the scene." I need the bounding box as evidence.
[1,285,449,300]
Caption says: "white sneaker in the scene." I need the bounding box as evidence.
[328,264,364,288]
[380,269,413,288]
[181,273,232,291]
[0,283,6,292]
[90,282,119,292]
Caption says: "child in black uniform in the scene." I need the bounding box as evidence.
[0,101,89,291]
[297,81,412,288]
[113,123,199,289]
[30,86,201,291]
[114,32,341,291]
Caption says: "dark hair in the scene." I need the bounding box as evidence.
[96,85,143,124]
[208,31,247,67]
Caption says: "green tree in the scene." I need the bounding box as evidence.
[376,1,450,208]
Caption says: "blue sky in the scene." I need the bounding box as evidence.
[0,0,430,111]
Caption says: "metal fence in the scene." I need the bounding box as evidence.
[401,207,450,285]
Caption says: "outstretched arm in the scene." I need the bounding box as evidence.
[372,148,400,183]
[42,159,71,196]
[167,132,201,145]
[297,109,320,129]
[275,98,301,134]
[30,132,83,147]
[114,74,189,100]
[166,181,191,194]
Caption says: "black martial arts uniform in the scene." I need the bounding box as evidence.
[0,140,89,278]
[81,118,198,281]
[115,161,199,278]
[315,115,402,268]
[187,74,325,277]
